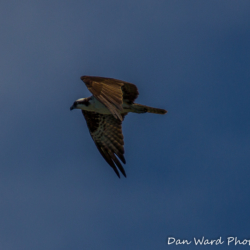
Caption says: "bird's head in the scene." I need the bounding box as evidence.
[70,98,90,111]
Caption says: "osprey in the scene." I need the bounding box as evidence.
[70,76,167,178]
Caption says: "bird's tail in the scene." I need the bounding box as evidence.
[131,103,167,115]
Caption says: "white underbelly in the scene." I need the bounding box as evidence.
[93,98,111,114]
[91,97,130,114]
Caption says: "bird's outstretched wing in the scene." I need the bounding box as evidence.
[81,76,139,120]
[82,110,127,178]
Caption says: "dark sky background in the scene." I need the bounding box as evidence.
[1,1,250,249]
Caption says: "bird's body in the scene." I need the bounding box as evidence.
[70,76,167,178]
[75,96,131,115]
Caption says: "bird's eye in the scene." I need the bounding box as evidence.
[74,102,78,106]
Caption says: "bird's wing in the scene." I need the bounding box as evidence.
[121,81,139,104]
[80,76,139,120]
[82,110,127,178]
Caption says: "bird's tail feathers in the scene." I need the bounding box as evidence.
[131,103,167,115]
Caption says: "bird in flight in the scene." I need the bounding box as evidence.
[70,76,167,178]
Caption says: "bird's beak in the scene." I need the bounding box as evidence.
[70,105,74,111]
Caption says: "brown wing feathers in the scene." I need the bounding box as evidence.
[80,76,140,177]
[81,76,124,120]
[82,110,127,178]
[81,76,139,121]
[121,83,139,104]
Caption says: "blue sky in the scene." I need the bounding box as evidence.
[1,1,250,249]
